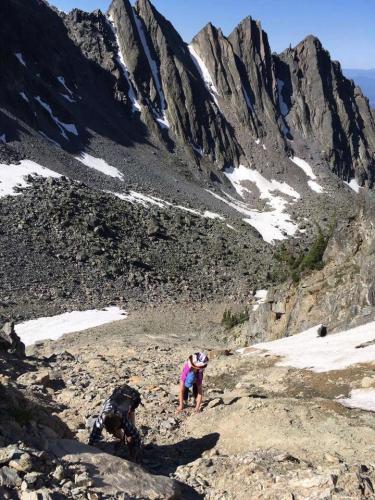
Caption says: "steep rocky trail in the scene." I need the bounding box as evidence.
[2,303,374,498]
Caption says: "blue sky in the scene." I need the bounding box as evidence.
[52,0,374,69]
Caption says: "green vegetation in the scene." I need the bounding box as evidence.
[221,308,249,330]
[275,223,333,283]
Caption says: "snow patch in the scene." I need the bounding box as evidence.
[210,164,301,243]
[35,96,78,139]
[132,11,169,127]
[61,94,76,103]
[290,156,316,179]
[107,17,141,113]
[345,178,361,193]
[224,165,300,202]
[207,188,298,244]
[0,134,6,144]
[249,321,375,373]
[255,139,260,145]
[252,289,268,311]
[19,92,29,103]
[308,180,324,193]
[75,153,123,179]
[0,159,60,198]
[188,45,220,109]
[16,307,127,346]
[57,76,74,96]
[338,389,375,412]
[290,156,324,194]
[15,52,26,67]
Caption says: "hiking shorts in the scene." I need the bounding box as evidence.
[183,383,198,401]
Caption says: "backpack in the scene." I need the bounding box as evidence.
[110,384,141,412]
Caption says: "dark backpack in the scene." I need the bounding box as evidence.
[110,384,141,411]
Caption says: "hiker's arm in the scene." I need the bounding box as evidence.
[177,380,185,411]
[195,384,203,412]
[88,416,104,445]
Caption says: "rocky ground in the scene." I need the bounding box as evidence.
[0,176,279,324]
[1,303,374,498]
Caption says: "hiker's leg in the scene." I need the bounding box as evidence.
[195,384,203,413]
[177,380,187,412]
[192,383,198,400]
[128,410,136,426]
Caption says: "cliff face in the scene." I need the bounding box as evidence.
[243,192,375,344]
[275,36,375,185]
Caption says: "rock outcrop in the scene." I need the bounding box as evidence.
[275,36,375,185]
[243,191,375,343]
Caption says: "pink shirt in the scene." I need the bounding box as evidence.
[180,361,203,385]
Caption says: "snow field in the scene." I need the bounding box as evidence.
[249,321,375,373]
[344,178,361,193]
[75,153,123,179]
[338,389,375,412]
[16,307,127,346]
[0,160,61,198]
[35,96,78,139]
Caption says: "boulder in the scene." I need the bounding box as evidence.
[46,439,192,499]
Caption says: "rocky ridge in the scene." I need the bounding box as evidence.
[1,0,374,185]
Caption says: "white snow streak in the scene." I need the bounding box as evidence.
[132,10,169,128]
[252,289,268,311]
[19,92,29,103]
[344,178,361,193]
[38,131,61,148]
[0,159,60,198]
[35,96,78,139]
[16,307,127,346]
[249,321,375,373]
[112,190,225,221]
[75,153,123,179]
[57,76,74,97]
[0,134,6,144]
[107,17,141,113]
[308,180,324,193]
[61,94,76,103]
[188,45,220,109]
[290,156,324,193]
[15,52,26,67]
[290,156,316,179]
[338,389,375,412]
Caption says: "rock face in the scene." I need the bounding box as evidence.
[1,0,374,186]
[243,191,375,343]
[275,36,375,185]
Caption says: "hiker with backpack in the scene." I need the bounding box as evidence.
[88,384,142,459]
[177,352,209,413]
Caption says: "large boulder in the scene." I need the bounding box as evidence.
[46,439,194,499]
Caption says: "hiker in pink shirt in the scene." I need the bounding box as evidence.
[177,352,209,413]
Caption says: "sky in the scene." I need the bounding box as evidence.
[51,0,374,69]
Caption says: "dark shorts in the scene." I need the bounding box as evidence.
[183,383,198,401]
